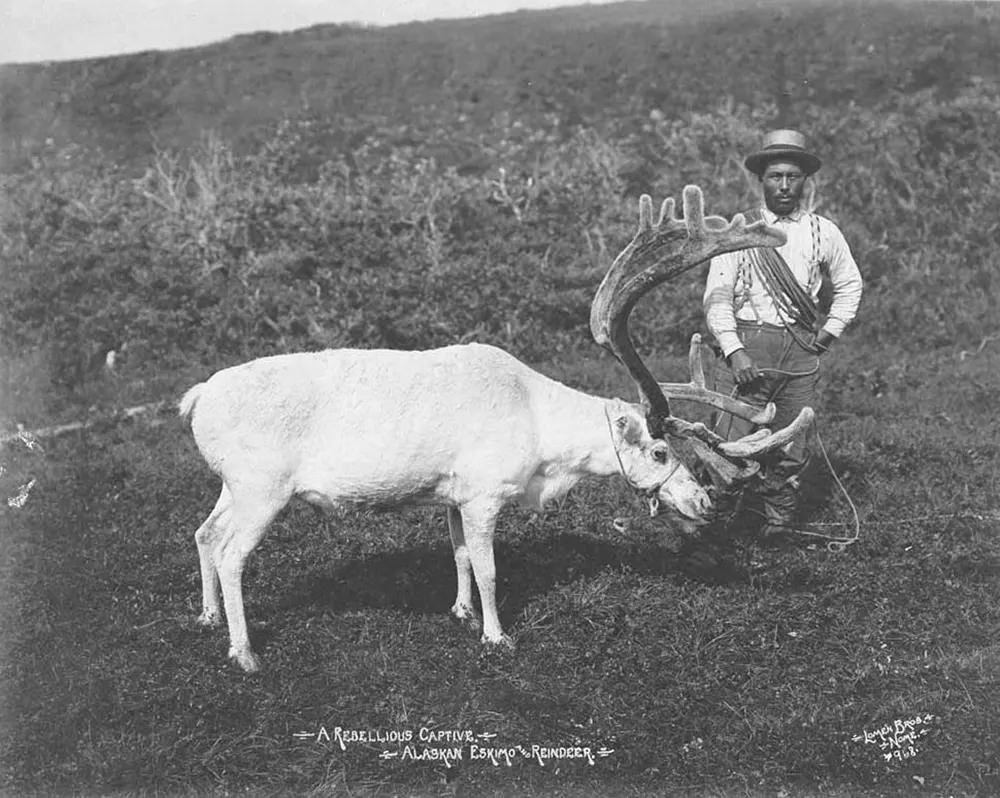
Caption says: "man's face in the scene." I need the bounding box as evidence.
[760,159,807,216]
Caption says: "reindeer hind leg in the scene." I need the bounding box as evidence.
[447,506,481,633]
[194,484,233,628]
[213,486,287,673]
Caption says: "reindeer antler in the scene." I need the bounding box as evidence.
[591,186,784,437]
[591,186,814,478]
[659,334,777,426]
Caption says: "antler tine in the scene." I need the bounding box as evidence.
[688,332,706,387]
[591,186,786,438]
[638,193,661,230]
[718,407,815,459]
[657,334,778,426]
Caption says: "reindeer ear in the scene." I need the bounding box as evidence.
[613,408,643,446]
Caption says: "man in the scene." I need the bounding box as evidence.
[703,129,863,537]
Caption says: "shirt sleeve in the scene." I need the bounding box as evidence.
[820,220,864,338]
[703,252,744,357]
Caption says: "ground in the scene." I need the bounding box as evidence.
[1,344,997,797]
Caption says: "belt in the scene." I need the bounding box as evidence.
[736,319,812,334]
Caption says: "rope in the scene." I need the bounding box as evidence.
[730,213,851,547]
[748,248,819,333]
[741,208,825,355]
[741,209,815,313]
[753,419,1000,548]
[839,512,1000,527]
[781,420,860,553]
[728,361,858,552]
[701,345,857,552]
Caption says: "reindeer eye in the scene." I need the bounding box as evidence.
[653,448,668,464]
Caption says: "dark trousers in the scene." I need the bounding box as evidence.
[711,321,820,525]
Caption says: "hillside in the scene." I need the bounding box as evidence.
[1,0,997,172]
[1,0,999,423]
[2,4,1000,795]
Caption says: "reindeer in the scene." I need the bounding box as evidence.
[179,186,813,672]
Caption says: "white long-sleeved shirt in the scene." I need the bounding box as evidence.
[703,206,864,357]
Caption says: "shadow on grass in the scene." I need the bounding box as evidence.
[276,531,749,630]
[797,452,863,518]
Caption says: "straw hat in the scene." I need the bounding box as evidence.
[744,129,822,176]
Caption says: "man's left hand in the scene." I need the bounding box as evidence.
[813,330,835,354]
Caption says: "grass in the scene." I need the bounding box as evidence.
[2,1,1000,794]
[3,0,998,172]
[2,342,998,797]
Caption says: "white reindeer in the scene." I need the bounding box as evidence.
[180,186,811,672]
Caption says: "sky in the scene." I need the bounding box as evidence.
[1,0,626,64]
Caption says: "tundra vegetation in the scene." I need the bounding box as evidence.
[1,1,999,796]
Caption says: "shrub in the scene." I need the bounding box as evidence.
[3,83,999,417]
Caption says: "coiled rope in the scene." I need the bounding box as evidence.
[736,362,860,552]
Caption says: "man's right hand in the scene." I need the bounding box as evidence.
[728,349,760,387]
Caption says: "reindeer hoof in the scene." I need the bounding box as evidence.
[481,632,515,651]
[450,602,482,633]
[196,609,222,628]
[477,634,516,670]
[229,648,262,673]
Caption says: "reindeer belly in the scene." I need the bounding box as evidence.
[295,484,444,512]
[293,446,458,509]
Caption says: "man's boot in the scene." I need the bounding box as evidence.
[758,472,801,540]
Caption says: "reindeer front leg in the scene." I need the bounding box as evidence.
[460,498,513,648]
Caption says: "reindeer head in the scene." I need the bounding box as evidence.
[592,186,814,525]
[604,398,711,524]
